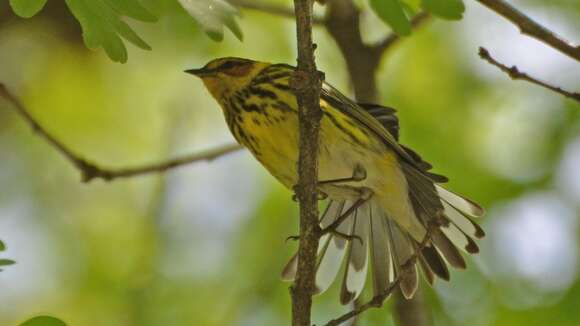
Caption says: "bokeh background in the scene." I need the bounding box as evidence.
[1,0,579,325]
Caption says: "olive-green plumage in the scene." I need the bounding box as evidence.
[186,57,485,303]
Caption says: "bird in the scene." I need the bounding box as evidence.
[185,57,485,304]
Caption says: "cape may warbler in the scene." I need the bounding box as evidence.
[186,57,485,303]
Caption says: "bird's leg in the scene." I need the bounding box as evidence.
[319,187,373,238]
[287,165,371,243]
[291,164,367,202]
[317,164,367,186]
[327,229,363,245]
[287,187,374,244]
[291,187,328,202]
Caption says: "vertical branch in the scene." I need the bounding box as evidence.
[291,1,324,326]
[324,0,380,102]
[393,288,430,326]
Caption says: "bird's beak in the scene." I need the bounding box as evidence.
[184,67,213,77]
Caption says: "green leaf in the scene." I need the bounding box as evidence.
[178,0,243,42]
[370,0,411,36]
[403,0,422,13]
[0,239,5,251]
[422,0,465,20]
[102,0,157,22]
[0,259,16,266]
[223,16,243,41]
[116,20,152,50]
[9,0,48,18]
[20,316,67,326]
[63,0,154,63]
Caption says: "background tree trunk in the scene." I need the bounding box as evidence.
[325,1,431,325]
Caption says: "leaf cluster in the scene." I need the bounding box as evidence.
[370,0,465,35]
[8,0,466,62]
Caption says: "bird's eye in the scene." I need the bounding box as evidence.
[219,60,252,77]
[219,61,236,71]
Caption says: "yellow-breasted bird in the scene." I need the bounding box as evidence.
[186,57,485,304]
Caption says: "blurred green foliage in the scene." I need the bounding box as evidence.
[19,315,67,326]
[0,0,579,325]
[422,0,465,20]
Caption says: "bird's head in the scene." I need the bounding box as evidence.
[185,57,270,100]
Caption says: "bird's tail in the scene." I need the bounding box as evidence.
[281,187,484,304]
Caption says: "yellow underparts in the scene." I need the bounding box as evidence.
[225,94,424,240]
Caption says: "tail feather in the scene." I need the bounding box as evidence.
[437,185,485,218]
[340,205,370,304]
[442,201,485,239]
[315,201,352,294]
[282,187,484,304]
[369,201,393,295]
[431,228,467,269]
[417,247,435,285]
[385,219,418,299]
[440,221,479,254]
[280,253,298,282]
[420,244,450,281]
[280,200,344,283]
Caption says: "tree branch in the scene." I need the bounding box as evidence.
[325,1,432,102]
[230,0,324,25]
[478,47,580,102]
[290,0,324,325]
[324,228,434,326]
[0,83,244,182]
[324,0,380,102]
[393,287,431,326]
[475,0,580,62]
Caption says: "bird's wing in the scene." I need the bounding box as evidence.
[357,103,449,183]
[321,82,425,171]
[256,65,444,182]
[356,103,400,140]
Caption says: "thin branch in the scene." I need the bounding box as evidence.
[0,83,244,182]
[374,11,432,55]
[75,143,243,182]
[476,0,580,62]
[478,47,580,102]
[290,0,324,325]
[324,227,435,326]
[230,0,324,25]
[325,280,401,326]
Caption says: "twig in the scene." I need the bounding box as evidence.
[0,83,244,182]
[478,47,580,102]
[325,280,401,326]
[374,11,432,55]
[475,0,580,62]
[290,0,324,325]
[324,227,435,326]
[230,0,324,25]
